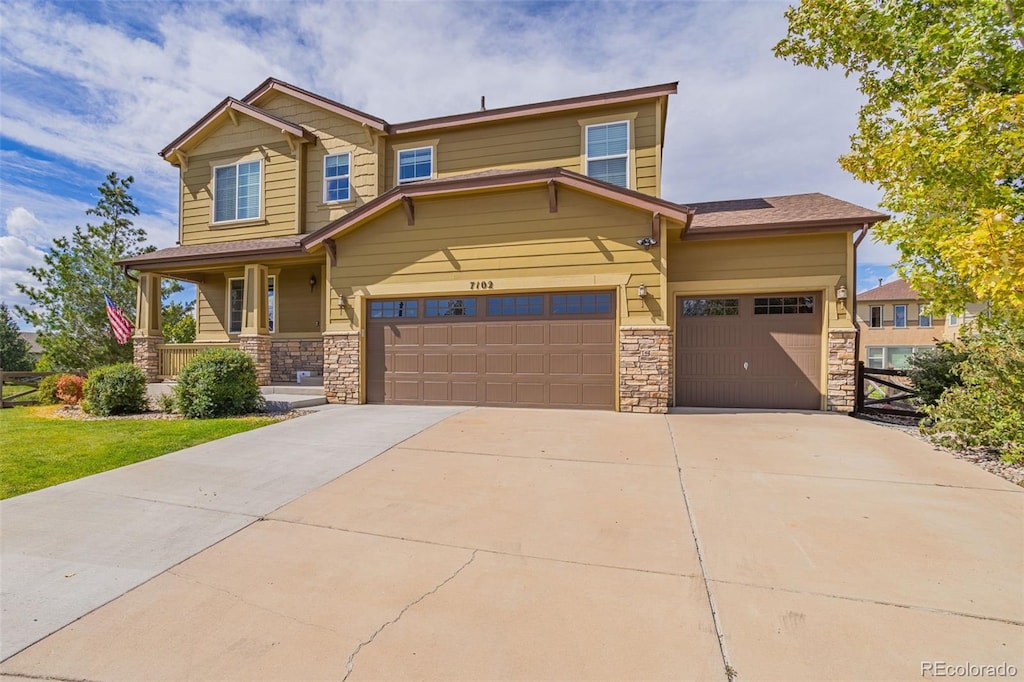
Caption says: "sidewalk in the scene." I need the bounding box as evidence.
[0,405,465,660]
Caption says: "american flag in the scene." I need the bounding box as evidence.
[104,294,133,345]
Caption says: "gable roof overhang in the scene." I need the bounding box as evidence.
[117,237,309,271]
[159,98,318,163]
[388,82,679,136]
[301,167,695,251]
[241,77,389,132]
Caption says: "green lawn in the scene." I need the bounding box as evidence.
[0,406,280,499]
[1,384,38,404]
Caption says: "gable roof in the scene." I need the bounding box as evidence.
[241,77,388,131]
[160,98,317,159]
[681,193,888,240]
[858,278,921,301]
[301,167,696,250]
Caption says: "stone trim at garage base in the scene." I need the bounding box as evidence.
[324,332,360,404]
[826,329,857,412]
[619,326,671,414]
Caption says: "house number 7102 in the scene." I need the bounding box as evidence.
[470,281,494,290]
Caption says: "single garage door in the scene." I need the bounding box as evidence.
[676,293,822,409]
[367,292,616,409]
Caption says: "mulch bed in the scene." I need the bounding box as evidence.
[856,412,1024,487]
[52,405,312,422]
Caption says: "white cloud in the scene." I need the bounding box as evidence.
[4,207,43,240]
[1,0,901,310]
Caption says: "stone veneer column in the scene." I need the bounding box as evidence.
[619,326,671,414]
[133,335,163,382]
[826,329,857,412]
[239,335,272,386]
[323,332,360,404]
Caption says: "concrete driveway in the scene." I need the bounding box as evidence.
[2,408,1022,681]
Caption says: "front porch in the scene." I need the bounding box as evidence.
[130,254,327,386]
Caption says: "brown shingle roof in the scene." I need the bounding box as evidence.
[118,237,305,269]
[685,193,887,234]
[858,278,921,301]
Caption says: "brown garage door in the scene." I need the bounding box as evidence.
[676,293,822,409]
[367,292,616,409]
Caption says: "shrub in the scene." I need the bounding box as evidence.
[175,349,264,419]
[906,343,969,406]
[155,391,176,413]
[36,374,61,405]
[923,323,1024,460]
[83,363,148,416]
[55,374,85,405]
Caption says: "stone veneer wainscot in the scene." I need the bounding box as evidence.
[323,332,360,404]
[619,326,671,414]
[826,329,857,412]
[238,335,272,386]
[270,339,324,383]
[133,335,162,382]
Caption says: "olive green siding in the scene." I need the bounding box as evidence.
[325,186,666,332]
[385,102,660,195]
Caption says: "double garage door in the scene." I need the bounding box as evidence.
[367,292,616,409]
[676,293,823,410]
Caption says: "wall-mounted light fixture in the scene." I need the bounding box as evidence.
[836,285,848,302]
[635,237,656,251]
[637,284,648,299]
[337,294,346,311]
[309,274,317,293]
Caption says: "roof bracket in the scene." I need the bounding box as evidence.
[547,179,558,213]
[174,149,188,172]
[283,131,297,154]
[325,239,337,267]
[651,212,661,244]
[680,208,696,239]
[402,195,415,225]
[227,108,239,127]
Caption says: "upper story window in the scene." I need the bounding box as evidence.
[585,121,629,188]
[213,160,261,223]
[324,153,351,203]
[869,305,882,328]
[948,313,959,326]
[397,147,433,183]
[894,304,907,328]
[918,305,931,328]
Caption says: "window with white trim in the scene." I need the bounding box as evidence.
[228,278,244,334]
[948,313,959,326]
[323,153,351,203]
[918,305,931,328]
[213,160,261,223]
[894,304,907,328]
[866,347,884,369]
[869,305,882,328]
[227,276,277,334]
[397,147,433,183]
[585,121,629,187]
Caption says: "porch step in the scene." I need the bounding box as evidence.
[260,384,327,412]
[261,384,325,396]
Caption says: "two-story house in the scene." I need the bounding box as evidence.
[122,78,886,413]
[856,278,980,369]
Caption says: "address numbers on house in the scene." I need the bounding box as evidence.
[469,281,495,290]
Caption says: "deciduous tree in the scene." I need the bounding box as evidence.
[776,0,1024,320]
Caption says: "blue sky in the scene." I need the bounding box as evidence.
[0,0,901,328]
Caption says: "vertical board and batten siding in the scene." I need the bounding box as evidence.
[384,102,660,196]
[255,92,380,232]
[180,114,296,245]
[668,233,851,323]
[326,186,664,332]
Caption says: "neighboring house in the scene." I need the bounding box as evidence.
[121,78,886,413]
[856,278,981,369]
[18,332,42,364]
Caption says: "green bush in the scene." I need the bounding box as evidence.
[36,374,61,405]
[175,349,264,419]
[923,323,1024,461]
[155,391,176,413]
[906,343,969,406]
[83,363,148,416]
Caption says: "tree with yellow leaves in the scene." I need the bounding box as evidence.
[776,0,1023,321]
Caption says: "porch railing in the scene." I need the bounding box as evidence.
[157,343,238,380]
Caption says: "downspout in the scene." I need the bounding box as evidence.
[851,223,872,402]
[122,265,139,283]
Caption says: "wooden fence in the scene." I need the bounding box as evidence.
[0,371,62,408]
[855,362,925,419]
[157,343,238,379]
